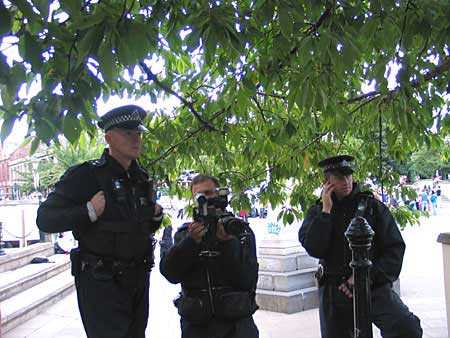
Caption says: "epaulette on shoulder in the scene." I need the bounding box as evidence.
[59,162,91,181]
[358,191,375,199]
[88,157,107,167]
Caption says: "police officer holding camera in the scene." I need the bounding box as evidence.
[299,155,422,338]
[160,174,259,338]
[36,105,163,338]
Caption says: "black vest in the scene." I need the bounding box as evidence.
[78,154,157,260]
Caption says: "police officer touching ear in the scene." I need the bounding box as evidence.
[36,105,163,338]
[299,155,422,338]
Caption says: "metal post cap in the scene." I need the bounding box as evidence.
[345,216,375,245]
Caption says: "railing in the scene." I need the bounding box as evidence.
[345,216,374,338]
[0,201,41,246]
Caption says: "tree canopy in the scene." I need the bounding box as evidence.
[0,0,449,223]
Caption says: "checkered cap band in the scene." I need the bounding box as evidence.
[98,105,147,131]
[323,159,352,172]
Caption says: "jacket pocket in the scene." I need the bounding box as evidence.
[215,291,258,320]
[175,294,213,325]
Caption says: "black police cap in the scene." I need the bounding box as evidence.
[318,155,354,175]
[98,105,147,131]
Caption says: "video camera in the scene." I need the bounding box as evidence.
[193,188,248,257]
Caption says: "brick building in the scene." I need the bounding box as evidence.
[0,144,10,199]
[0,143,51,200]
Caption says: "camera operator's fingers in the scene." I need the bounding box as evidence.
[216,223,234,241]
[188,222,205,243]
[90,191,105,217]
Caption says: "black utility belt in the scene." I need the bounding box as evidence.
[175,289,258,325]
[82,253,148,268]
[182,286,233,297]
[70,249,149,279]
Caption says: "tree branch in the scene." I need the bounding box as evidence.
[306,2,335,35]
[398,0,412,53]
[148,109,228,166]
[345,55,450,104]
[289,2,335,58]
[268,2,336,75]
[414,55,450,86]
[256,91,287,100]
[251,97,267,123]
[139,61,218,131]
[246,131,329,183]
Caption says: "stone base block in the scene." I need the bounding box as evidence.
[257,267,316,292]
[256,287,319,314]
[258,252,318,272]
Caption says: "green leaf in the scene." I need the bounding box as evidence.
[14,0,38,21]
[63,113,81,144]
[319,88,328,110]
[126,22,151,61]
[36,118,55,143]
[279,5,293,38]
[60,0,81,19]
[98,41,115,84]
[0,54,9,81]
[185,29,201,52]
[35,0,50,20]
[285,120,297,138]
[77,26,104,68]
[73,11,105,30]
[24,32,43,71]
[286,212,294,225]
[0,85,13,106]
[0,2,11,36]
[242,76,256,96]
[30,137,40,155]
[1,114,16,142]
[299,82,310,111]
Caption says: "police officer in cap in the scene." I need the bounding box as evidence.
[37,105,163,338]
[298,155,422,338]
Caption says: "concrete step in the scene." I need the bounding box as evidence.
[0,254,70,302]
[257,267,317,292]
[0,243,54,273]
[256,286,319,314]
[0,269,74,333]
[258,251,318,273]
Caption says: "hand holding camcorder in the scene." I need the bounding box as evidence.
[192,187,248,257]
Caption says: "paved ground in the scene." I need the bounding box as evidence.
[3,198,450,337]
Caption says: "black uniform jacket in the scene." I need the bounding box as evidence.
[36,149,161,260]
[160,222,258,292]
[298,183,405,287]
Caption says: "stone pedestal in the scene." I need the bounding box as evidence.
[438,232,450,338]
[256,238,319,313]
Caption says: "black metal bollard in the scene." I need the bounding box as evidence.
[345,216,375,338]
[0,221,6,256]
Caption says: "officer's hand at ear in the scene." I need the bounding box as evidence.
[321,181,335,214]
[154,203,163,216]
[90,191,105,217]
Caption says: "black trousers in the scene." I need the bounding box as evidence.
[180,316,259,338]
[75,267,150,338]
[319,283,423,338]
